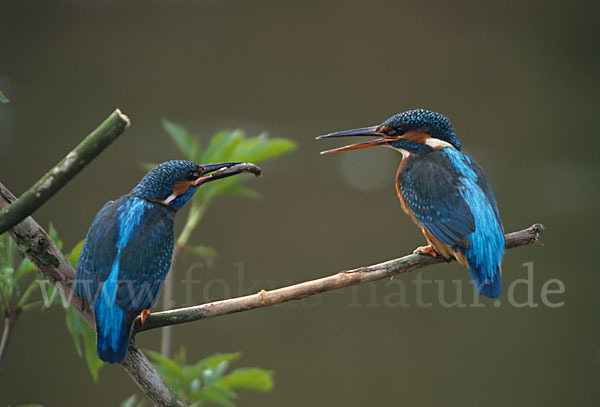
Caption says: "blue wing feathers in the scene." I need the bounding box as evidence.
[400,151,475,248]
[468,156,503,228]
[399,148,504,298]
[442,148,505,298]
[74,195,174,363]
[75,200,119,305]
[115,200,173,312]
[456,170,505,298]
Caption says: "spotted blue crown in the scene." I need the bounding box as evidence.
[131,160,199,200]
[382,109,461,150]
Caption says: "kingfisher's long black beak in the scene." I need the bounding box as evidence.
[316,126,395,154]
[194,162,262,185]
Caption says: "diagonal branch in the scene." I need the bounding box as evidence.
[0,142,544,407]
[0,109,130,235]
[134,223,544,334]
[1,181,184,405]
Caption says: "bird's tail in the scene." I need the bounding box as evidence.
[459,209,505,299]
[94,295,134,364]
[455,246,503,299]
[467,261,502,299]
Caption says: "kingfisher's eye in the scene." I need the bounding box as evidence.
[184,170,197,181]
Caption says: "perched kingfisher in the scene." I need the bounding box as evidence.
[74,160,261,364]
[318,109,505,298]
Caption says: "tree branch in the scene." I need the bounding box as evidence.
[0,134,544,407]
[0,109,130,235]
[134,223,544,334]
[1,183,184,405]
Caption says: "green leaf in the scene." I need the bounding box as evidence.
[65,240,85,267]
[0,90,9,104]
[183,352,240,385]
[201,130,244,163]
[200,352,241,369]
[65,307,85,356]
[121,394,146,407]
[173,346,187,365]
[48,222,63,250]
[0,231,42,317]
[16,279,40,307]
[219,368,274,391]
[65,306,103,380]
[231,136,296,163]
[163,119,201,161]
[147,349,184,390]
[21,300,43,311]
[121,395,139,407]
[0,233,16,271]
[83,325,104,381]
[203,361,230,386]
[190,383,236,406]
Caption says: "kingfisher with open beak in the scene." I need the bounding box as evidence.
[318,109,505,298]
[75,160,261,363]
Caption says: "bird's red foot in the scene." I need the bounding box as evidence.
[413,245,438,257]
[140,309,151,325]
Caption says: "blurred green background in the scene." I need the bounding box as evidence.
[1,0,599,405]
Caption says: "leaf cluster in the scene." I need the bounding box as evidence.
[0,224,62,320]
[151,119,296,260]
[43,233,103,381]
[144,349,273,407]
[161,119,296,204]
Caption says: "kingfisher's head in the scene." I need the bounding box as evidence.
[131,160,259,211]
[317,109,461,157]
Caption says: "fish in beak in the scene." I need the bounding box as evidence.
[193,162,262,185]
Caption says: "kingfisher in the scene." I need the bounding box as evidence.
[74,160,261,364]
[318,109,505,298]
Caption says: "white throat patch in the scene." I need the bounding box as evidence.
[425,138,454,149]
[385,144,411,159]
[160,193,178,205]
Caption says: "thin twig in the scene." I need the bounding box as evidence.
[0,314,17,363]
[134,223,545,334]
[160,202,208,357]
[0,109,130,234]
[1,181,185,405]
[160,244,182,358]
